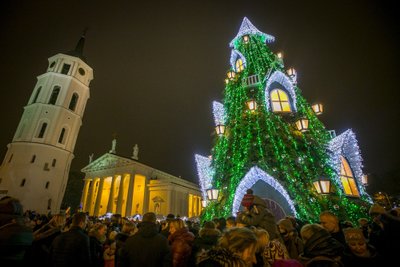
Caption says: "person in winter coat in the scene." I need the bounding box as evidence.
[238,194,282,241]
[190,221,221,265]
[168,218,195,267]
[197,226,258,267]
[298,224,344,267]
[277,218,304,260]
[118,212,171,267]
[341,228,381,267]
[27,213,66,266]
[49,212,91,267]
[0,196,33,267]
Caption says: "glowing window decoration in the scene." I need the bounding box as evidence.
[232,166,297,216]
[270,89,291,112]
[287,68,296,78]
[295,118,309,132]
[230,50,247,71]
[195,154,215,201]
[312,103,323,115]
[246,99,257,111]
[328,129,371,202]
[265,71,297,112]
[229,17,275,47]
[236,59,244,72]
[313,177,331,194]
[340,156,360,197]
[212,101,226,126]
[243,35,250,43]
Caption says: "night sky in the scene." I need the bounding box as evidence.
[0,1,399,190]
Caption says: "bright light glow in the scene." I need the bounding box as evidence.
[265,71,297,112]
[312,103,323,115]
[232,166,297,216]
[295,118,309,132]
[212,101,226,126]
[230,17,275,47]
[230,50,247,71]
[195,154,215,200]
[246,99,257,111]
[328,129,372,202]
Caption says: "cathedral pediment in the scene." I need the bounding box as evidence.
[81,153,134,172]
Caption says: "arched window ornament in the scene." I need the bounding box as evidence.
[270,89,291,112]
[235,58,244,72]
[230,50,247,71]
[32,86,42,103]
[265,71,297,112]
[340,156,360,197]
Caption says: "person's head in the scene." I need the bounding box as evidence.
[142,212,157,223]
[218,227,257,266]
[277,218,295,240]
[89,222,107,243]
[71,212,88,229]
[357,218,369,228]
[169,218,185,234]
[300,223,327,244]
[246,189,254,195]
[319,211,340,233]
[226,216,237,229]
[122,221,137,235]
[343,228,369,257]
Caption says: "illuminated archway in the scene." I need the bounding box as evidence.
[232,166,297,216]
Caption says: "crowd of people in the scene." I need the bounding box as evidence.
[1,190,400,267]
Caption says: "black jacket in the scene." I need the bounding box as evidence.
[118,221,171,267]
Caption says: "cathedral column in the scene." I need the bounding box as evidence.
[125,174,135,216]
[116,174,125,214]
[93,177,105,216]
[80,178,91,211]
[107,175,117,213]
[86,178,96,213]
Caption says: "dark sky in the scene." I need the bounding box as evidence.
[0,1,399,187]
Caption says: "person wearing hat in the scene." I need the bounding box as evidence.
[341,227,381,267]
[0,196,33,267]
[277,218,304,260]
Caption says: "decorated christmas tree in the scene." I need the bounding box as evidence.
[195,17,372,224]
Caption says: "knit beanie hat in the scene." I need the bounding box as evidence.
[343,228,365,243]
[368,203,385,215]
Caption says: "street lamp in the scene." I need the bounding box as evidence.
[246,99,257,111]
[215,124,225,136]
[206,188,219,201]
[313,177,331,194]
[295,118,309,132]
[312,103,323,115]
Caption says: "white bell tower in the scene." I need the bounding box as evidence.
[0,32,93,214]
